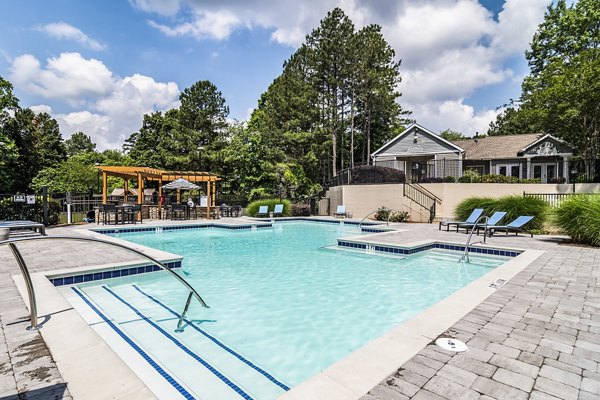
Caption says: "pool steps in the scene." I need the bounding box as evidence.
[76,284,288,400]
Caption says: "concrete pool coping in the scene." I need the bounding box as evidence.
[9,220,543,400]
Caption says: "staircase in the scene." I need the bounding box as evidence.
[403,183,441,223]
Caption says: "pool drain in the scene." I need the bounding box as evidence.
[435,338,468,352]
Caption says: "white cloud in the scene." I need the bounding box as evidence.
[36,22,106,51]
[10,52,114,103]
[148,10,242,41]
[409,100,500,136]
[129,0,182,16]
[135,0,548,133]
[10,53,180,150]
[30,104,53,114]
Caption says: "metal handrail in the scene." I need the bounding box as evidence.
[459,215,488,263]
[0,235,209,331]
[358,209,395,230]
[403,183,437,223]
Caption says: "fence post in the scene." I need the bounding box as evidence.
[42,186,48,226]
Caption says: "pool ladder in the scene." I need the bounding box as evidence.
[0,236,209,332]
[459,215,488,263]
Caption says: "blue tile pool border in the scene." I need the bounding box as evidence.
[337,240,521,258]
[49,260,182,287]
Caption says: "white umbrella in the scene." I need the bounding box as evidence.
[161,178,200,190]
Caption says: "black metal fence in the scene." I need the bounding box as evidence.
[330,158,600,186]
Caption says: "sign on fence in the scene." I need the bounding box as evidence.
[26,195,35,204]
[13,195,25,203]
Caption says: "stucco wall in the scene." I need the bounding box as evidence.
[325,183,600,222]
[423,183,600,218]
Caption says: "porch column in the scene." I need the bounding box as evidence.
[526,157,532,179]
[563,156,569,183]
[458,152,464,178]
[102,172,107,203]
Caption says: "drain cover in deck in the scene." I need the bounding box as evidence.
[435,338,468,352]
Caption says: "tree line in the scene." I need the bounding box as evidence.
[1,2,597,198]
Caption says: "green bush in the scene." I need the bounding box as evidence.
[291,203,311,216]
[454,195,548,230]
[246,199,292,217]
[555,195,600,246]
[374,207,410,223]
[457,170,541,184]
[444,176,456,183]
[458,170,480,183]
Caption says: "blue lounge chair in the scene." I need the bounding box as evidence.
[257,205,269,218]
[458,211,506,233]
[485,216,534,237]
[273,204,284,217]
[334,205,347,218]
[439,208,483,231]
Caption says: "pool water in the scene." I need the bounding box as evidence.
[65,222,508,400]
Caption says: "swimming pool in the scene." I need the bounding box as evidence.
[60,221,510,400]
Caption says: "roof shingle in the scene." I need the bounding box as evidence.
[452,133,544,159]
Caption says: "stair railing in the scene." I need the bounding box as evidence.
[403,182,438,223]
[0,236,209,332]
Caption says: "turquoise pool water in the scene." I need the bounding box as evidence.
[67,222,508,400]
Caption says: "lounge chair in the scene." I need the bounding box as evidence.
[257,205,269,218]
[438,208,484,231]
[334,205,347,218]
[457,211,507,233]
[273,204,284,217]
[484,216,534,237]
[0,220,46,236]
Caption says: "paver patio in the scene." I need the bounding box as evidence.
[1,219,599,399]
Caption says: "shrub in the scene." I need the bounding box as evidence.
[247,188,272,202]
[454,195,548,230]
[444,176,457,183]
[246,198,292,217]
[374,206,391,221]
[291,203,311,216]
[458,169,480,183]
[350,165,405,184]
[374,207,410,222]
[548,176,566,184]
[555,195,600,246]
[419,177,445,183]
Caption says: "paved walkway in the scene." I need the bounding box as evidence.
[361,225,600,400]
[1,219,599,399]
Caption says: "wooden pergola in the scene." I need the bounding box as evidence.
[95,166,221,217]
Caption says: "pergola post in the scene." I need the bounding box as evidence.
[102,172,107,204]
[137,173,143,205]
[124,180,128,203]
[206,180,211,218]
[158,179,163,219]
[211,181,216,207]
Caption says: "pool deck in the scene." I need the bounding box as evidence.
[1,218,599,399]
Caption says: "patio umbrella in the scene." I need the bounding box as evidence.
[161,178,200,190]
[162,178,200,203]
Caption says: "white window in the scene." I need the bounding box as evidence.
[496,163,521,178]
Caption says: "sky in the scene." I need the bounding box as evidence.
[0,0,553,150]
